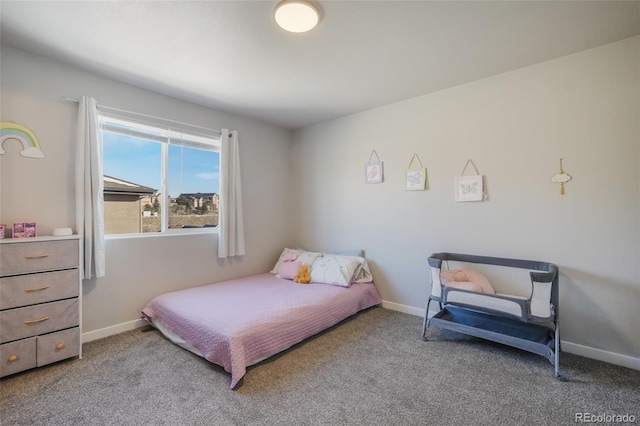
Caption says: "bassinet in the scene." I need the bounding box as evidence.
[421,252,560,377]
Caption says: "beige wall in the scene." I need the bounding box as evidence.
[0,46,294,336]
[292,37,640,369]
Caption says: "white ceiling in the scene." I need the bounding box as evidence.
[1,1,639,129]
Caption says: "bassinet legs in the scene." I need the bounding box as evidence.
[421,298,443,341]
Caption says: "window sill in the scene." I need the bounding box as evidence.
[105,227,218,240]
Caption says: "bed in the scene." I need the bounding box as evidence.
[141,249,381,388]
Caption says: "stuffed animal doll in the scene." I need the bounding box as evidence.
[294,263,311,284]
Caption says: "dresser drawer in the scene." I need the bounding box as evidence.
[0,298,79,344]
[0,269,79,310]
[0,337,36,378]
[37,327,80,367]
[0,239,79,276]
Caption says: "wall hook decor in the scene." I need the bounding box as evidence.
[551,158,571,195]
[364,149,383,184]
[405,153,427,190]
[455,159,486,202]
[0,122,45,158]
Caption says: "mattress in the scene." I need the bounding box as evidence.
[141,273,381,388]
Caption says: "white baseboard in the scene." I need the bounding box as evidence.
[560,341,640,371]
[82,318,148,343]
[381,299,640,372]
[380,300,426,317]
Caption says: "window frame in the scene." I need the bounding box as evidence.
[98,109,221,238]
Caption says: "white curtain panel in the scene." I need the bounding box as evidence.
[75,96,106,278]
[218,129,245,258]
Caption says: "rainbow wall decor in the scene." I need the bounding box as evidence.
[0,122,45,158]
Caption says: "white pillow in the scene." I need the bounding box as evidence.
[310,255,362,287]
[324,253,373,283]
[270,248,322,275]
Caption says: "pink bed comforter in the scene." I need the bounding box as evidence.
[141,273,381,388]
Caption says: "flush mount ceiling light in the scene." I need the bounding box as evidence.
[274,0,320,33]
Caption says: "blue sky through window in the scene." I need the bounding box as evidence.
[103,132,220,197]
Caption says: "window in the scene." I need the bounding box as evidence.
[99,110,221,236]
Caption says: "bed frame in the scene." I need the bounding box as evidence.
[421,252,560,377]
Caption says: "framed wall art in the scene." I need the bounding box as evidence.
[405,153,427,191]
[455,175,483,202]
[455,159,485,202]
[365,149,383,184]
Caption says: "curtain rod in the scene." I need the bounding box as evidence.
[61,97,225,137]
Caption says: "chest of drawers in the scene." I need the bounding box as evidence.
[0,235,82,378]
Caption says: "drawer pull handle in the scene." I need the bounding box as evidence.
[8,355,18,362]
[24,254,50,259]
[25,285,50,292]
[56,343,65,350]
[24,316,50,324]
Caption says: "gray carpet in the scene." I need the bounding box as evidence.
[1,307,638,426]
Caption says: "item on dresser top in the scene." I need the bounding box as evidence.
[12,223,25,239]
[0,236,82,378]
[24,222,37,238]
[53,227,73,237]
[422,252,560,377]
[11,222,38,239]
[0,224,5,239]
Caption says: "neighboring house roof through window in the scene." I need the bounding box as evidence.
[103,175,156,196]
